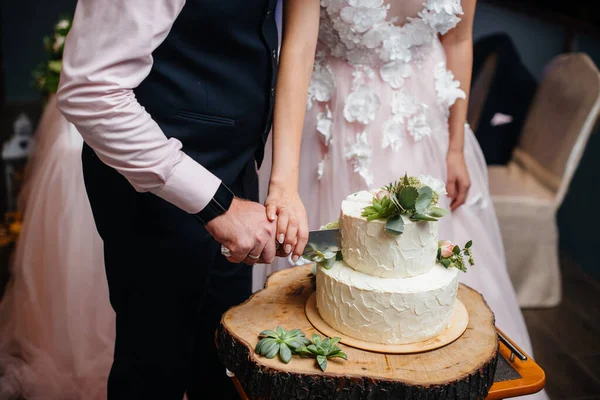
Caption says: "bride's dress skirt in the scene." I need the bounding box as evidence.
[0,96,114,400]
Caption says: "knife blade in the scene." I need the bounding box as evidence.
[302,228,341,256]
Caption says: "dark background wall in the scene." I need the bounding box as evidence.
[0,0,599,278]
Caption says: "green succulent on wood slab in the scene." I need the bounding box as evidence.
[255,326,311,363]
[295,334,348,371]
[255,329,347,371]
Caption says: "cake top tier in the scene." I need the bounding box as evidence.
[339,174,450,279]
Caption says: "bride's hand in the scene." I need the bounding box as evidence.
[265,184,309,262]
[446,149,471,211]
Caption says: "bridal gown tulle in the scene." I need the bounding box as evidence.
[0,96,114,400]
[257,2,546,398]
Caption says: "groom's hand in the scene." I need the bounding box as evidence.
[205,198,277,265]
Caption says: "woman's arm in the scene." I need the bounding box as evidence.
[440,0,476,210]
[266,0,321,261]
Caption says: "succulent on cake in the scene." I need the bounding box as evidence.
[304,220,342,271]
[436,240,474,272]
[255,328,347,371]
[361,173,448,235]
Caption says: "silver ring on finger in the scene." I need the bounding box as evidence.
[247,253,260,260]
[221,245,232,258]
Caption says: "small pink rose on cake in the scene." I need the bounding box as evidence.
[374,188,389,201]
[440,240,456,258]
[437,240,474,272]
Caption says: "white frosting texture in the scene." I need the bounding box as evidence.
[316,262,459,345]
[340,191,438,278]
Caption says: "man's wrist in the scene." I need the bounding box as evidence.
[195,182,235,225]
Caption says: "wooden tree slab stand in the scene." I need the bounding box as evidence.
[217,265,499,400]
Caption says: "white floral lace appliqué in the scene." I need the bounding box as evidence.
[307,61,335,110]
[434,62,466,113]
[317,105,334,145]
[345,132,374,186]
[343,85,381,125]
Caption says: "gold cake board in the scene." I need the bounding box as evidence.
[305,292,469,354]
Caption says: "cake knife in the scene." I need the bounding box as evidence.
[302,228,341,256]
[221,228,340,258]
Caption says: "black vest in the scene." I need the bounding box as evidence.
[133,1,278,185]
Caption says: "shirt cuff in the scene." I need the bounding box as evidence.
[153,153,221,214]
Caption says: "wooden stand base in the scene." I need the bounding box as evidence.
[305,292,469,354]
[217,265,499,399]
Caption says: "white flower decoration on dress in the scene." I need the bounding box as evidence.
[407,109,432,141]
[434,62,466,112]
[323,0,347,14]
[343,85,381,125]
[390,90,418,119]
[340,5,388,33]
[317,159,326,180]
[317,105,334,145]
[349,0,384,7]
[419,9,461,35]
[426,0,463,16]
[418,174,447,195]
[307,62,335,110]
[382,115,405,151]
[345,132,374,185]
[380,26,412,63]
[380,61,412,89]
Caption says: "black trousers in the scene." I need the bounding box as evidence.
[82,143,255,399]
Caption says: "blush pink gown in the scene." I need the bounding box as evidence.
[0,96,114,400]
[257,2,546,398]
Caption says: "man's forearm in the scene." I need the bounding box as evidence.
[56,0,221,214]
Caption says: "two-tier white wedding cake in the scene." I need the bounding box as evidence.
[314,176,472,345]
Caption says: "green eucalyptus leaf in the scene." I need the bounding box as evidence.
[440,258,452,268]
[279,343,292,363]
[465,240,472,248]
[398,186,418,209]
[437,247,442,260]
[453,245,461,255]
[415,186,433,214]
[410,213,437,222]
[428,206,448,218]
[316,355,328,371]
[385,215,404,235]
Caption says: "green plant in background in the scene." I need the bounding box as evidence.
[32,17,72,96]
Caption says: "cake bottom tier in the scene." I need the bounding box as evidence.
[316,261,460,345]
